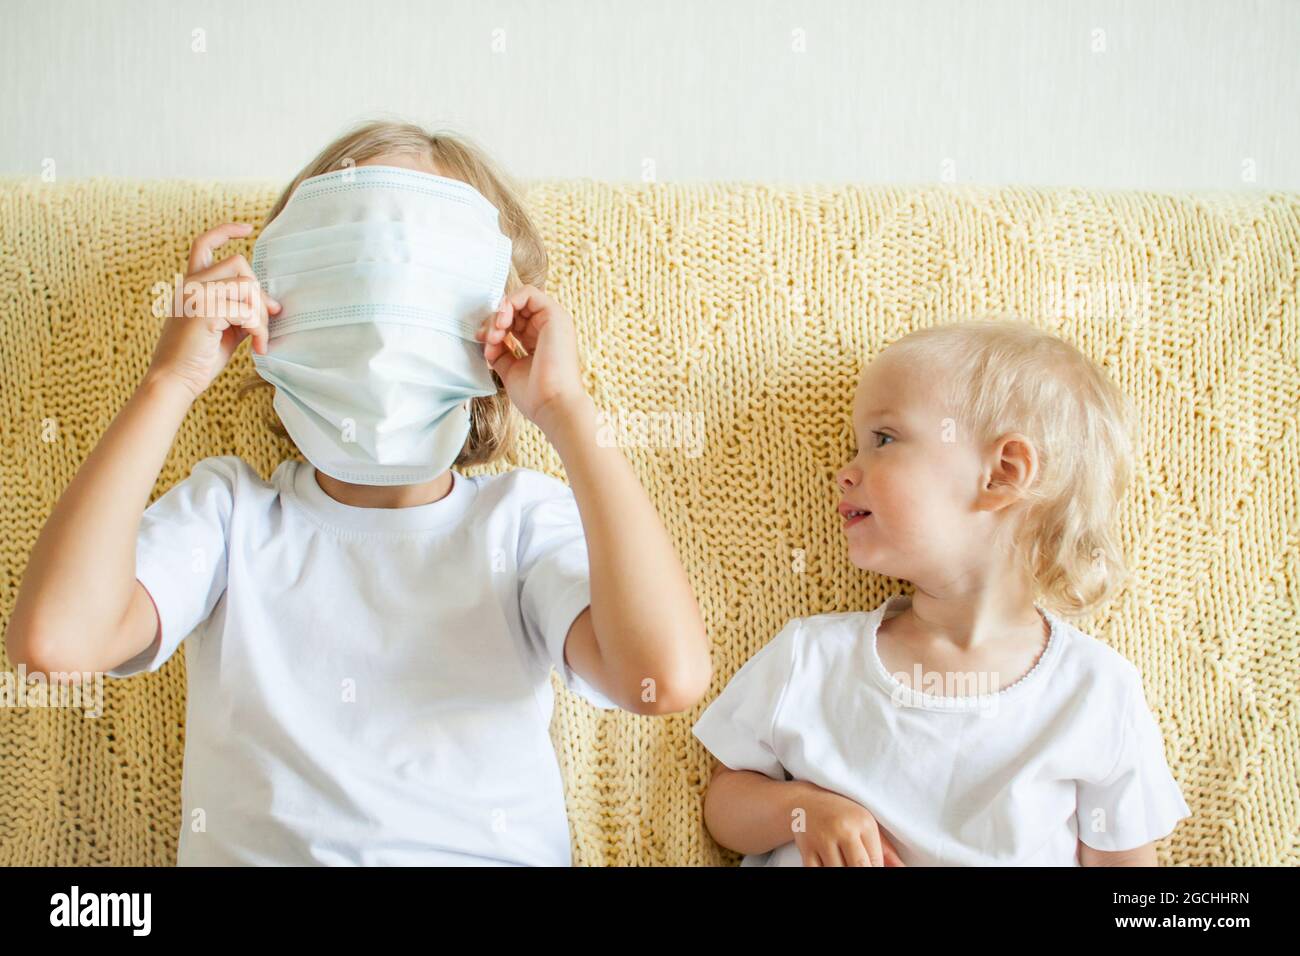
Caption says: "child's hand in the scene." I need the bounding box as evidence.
[145,223,281,400]
[795,785,906,867]
[475,285,591,436]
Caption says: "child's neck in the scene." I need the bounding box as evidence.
[314,468,455,509]
[897,575,1046,651]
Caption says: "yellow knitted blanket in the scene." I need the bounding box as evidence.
[1,178,1296,866]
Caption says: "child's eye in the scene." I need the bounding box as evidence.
[873,431,895,447]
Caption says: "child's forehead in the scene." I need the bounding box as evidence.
[356,152,445,176]
[853,354,940,417]
[855,353,913,399]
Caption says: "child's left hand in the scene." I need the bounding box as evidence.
[476,285,592,434]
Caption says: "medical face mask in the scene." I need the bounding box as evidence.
[250,165,512,486]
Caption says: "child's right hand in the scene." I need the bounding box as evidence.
[145,223,280,399]
[794,784,906,866]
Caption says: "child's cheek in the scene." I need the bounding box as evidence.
[874,453,924,512]
[877,457,950,543]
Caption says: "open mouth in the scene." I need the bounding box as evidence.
[842,509,872,529]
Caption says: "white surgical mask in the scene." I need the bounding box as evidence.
[250,164,511,485]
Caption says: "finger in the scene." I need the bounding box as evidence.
[474,319,496,354]
[481,324,519,379]
[488,299,513,344]
[486,346,518,381]
[256,287,279,358]
[205,275,258,337]
[231,280,276,358]
[860,829,885,868]
[505,306,544,351]
[881,833,906,867]
[235,279,269,355]
[191,252,279,313]
[842,837,871,867]
[252,306,268,355]
[505,288,563,350]
[510,296,568,353]
[188,222,253,275]
[818,842,846,867]
[200,281,237,334]
[503,284,555,320]
[494,297,513,329]
[219,281,278,355]
[478,314,504,352]
[194,252,254,282]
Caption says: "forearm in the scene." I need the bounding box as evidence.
[704,765,818,856]
[1078,840,1158,866]
[7,370,193,666]
[540,396,710,705]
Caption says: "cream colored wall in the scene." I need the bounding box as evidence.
[3,0,1297,189]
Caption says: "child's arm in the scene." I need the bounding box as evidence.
[704,762,905,866]
[478,286,711,715]
[704,763,823,855]
[1075,663,1188,866]
[5,224,277,675]
[1078,840,1158,866]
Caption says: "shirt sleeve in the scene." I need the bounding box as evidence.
[1075,662,1191,852]
[691,619,802,781]
[516,474,618,711]
[105,456,237,678]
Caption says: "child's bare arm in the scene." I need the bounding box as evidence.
[5,224,276,674]
[478,286,711,715]
[540,399,710,714]
[703,763,821,855]
[703,761,905,866]
[7,373,196,673]
[1078,840,1158,866]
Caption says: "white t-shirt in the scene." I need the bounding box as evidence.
[692,592,1191,866]
[108,454,618,866]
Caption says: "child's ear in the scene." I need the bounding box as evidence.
[977,433,1039,511]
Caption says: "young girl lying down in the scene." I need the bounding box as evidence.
[8,120,711,865]
[693,319,1190,867]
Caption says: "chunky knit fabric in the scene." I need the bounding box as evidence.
[0,178,1296,865]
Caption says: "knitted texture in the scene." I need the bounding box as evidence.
[0,178,1297,866]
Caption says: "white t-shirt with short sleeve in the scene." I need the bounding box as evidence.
[108,454,617,866]
[692,593,1190,866]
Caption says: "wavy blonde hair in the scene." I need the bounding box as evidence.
[238,117,549,468]
[881,319,1138,618]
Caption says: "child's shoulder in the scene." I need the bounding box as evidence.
[465,466,575,506]
[1042,612,1146,699]
[144,455,281,527]
[767,610,877,656]
[791,609,878,636]
[174,454,276,493]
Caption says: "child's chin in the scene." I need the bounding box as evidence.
[847,542,905,580]
[846,545,883,573]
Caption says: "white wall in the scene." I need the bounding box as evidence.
[4,0,1297,189]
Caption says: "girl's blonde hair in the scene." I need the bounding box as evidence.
[881,319,1138,618]
[238,117,549,469]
